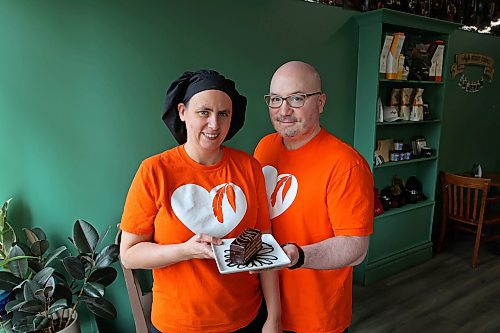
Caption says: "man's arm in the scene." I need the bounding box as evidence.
[283,235,369,270]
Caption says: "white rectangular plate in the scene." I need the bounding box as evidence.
[211,234,291,274]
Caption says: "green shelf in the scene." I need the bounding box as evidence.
[374,156,437,168]
[353,8,459,285]
[375,200,434,219]
[379,78,445,85]
[376,119,440,126]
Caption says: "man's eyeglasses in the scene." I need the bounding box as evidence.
[264,92,322,108]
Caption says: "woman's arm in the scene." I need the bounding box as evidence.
[119,230,221,269]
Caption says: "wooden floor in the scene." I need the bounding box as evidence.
[351,237,500,333]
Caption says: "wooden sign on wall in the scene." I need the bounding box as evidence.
[451,53,495,93]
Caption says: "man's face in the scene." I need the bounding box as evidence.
[268,70,325,145]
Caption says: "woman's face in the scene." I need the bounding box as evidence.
[178,89,232,156]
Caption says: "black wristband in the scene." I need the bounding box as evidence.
[282,242,305,270]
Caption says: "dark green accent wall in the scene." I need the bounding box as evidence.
[439,29,500,173]
[0,1,358,331]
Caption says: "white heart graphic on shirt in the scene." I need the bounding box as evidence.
[171,183,247,238]
[262,166,298,219]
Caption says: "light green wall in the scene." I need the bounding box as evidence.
[0,1,359,331]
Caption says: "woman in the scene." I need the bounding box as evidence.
[120,69,281,333]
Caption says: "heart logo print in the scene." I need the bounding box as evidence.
[171,183,247,238]
[262,166,298,218]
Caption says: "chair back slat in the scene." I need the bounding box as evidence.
[438,171,499,268]
[472,188,479,221]
[441,172,490,224]
[466,188,471,219]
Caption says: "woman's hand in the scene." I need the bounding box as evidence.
[182,234,222,260]
[262,315,282,333]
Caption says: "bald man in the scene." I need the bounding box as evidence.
[254,61,374,333]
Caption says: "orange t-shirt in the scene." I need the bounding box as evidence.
[120,146,271,333]
[254,129,374,333]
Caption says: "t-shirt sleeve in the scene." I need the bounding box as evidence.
[327,161,374,236]
[120,162,159,235]
[252,160,272,232]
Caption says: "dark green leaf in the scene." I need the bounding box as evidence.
[53,284,72,305]
[7,246,27,278]
[82,296,116,319]
[2,224,15,254]
[62,256,85,280]
[31,228,46,242]
[87,267,117,287]
[0,318,13,333]
[12,314,48,332]
[0,271,22,291]
[47,298,68,315]
[23,281,39,302]
[43,245,66,267]
[0,199,11,233]
[34,289,46,303]
[30,240,49,257]
[81,255,95,267]
[52,271,68,284]
[44,276,55,298]
[83,282,105,298]
[28,260,43,273]
[95,244,119,269]
[5,299,23,312]
[19,299,44,313]
[73,219,98,253]
[33,267,54,286]
[22,228,39,246]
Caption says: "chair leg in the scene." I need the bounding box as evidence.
[437,217,448,252]
[472,224,484,268]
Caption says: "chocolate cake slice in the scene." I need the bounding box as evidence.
[229,228,262,265]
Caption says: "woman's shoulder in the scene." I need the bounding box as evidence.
[140,147,180,169]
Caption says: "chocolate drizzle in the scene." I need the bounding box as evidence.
[224,242,278,269]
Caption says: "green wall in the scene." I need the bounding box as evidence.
[432,29,500,240]
[439,29,500,173]
[0,1,359,331]
[2,0,499,331]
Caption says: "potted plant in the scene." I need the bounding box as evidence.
[0,199,37,316]
[0,213,119,333]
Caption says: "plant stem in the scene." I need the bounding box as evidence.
[65,277,87,328]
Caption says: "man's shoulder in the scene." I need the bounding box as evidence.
[318,129,365,162]
[257,132,281,146]
[254,132,282,157]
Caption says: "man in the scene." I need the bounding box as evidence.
[254,61,374,333]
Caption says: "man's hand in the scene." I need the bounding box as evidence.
[282,243,300,267]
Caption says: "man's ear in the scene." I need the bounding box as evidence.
[178,103,186,121]
[318,93,327,114]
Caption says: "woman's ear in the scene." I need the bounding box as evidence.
[178,103,186,121]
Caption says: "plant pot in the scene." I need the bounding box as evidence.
[52,309,81,333]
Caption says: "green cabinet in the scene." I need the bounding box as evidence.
[353,9,459,285]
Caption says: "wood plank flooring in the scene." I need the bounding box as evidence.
[351,237,500,333]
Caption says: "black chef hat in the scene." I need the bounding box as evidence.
[162,69,247,144]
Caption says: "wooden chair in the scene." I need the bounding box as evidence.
[438,172,500,268]
[115,229,153,333]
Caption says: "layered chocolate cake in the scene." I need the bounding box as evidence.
[229,228,262,265]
